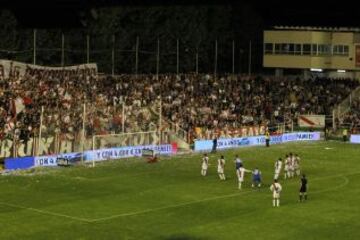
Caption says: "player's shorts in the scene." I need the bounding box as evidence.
[202,163,208,170]
[253,176,261,183]
[273,192,280,198]
[217,167,224,174]
[284,166,289,171]
[238,177,244,182]
[300,186,307,193]
[275,170,281,175]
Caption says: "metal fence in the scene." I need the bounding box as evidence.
[0,29,262,76]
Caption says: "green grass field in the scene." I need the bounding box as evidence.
[1,141,360,240]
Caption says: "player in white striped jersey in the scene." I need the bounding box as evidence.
[270,179,282,207]
[236,166,252,190]
[284,154,290,179]
[217,155,226,180]
[201,153,209,176]
[289,153,295,178]
[274,158,282,180]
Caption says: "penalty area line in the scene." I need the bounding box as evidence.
[91,190,255,222]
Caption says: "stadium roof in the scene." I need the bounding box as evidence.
[273,26,360,33]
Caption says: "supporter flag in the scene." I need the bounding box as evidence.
[23,96,32,106]
[10,97,25,117]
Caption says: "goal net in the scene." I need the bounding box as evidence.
[92,131,171,150]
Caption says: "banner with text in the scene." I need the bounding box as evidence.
[33,144,176,167]
[0,59,97,79]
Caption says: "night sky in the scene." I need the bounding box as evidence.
[2,0,359,28]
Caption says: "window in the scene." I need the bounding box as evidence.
[288,44,295,54]
[333,45,349,56]
[312,44,317,55]
[275,43,282,54]
[294,44,302,55]
[281,43,290,54]
[303,44,311,55]
[268,43,349,56]
[318,44,331,55]
[264,43,273,54]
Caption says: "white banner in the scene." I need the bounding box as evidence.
[194,132,321,151]
[0,59,97,79]
[350,135,360,143]
[298,115,325,127]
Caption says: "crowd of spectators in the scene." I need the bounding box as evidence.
[0,69,359,148]
[159,75,358,132]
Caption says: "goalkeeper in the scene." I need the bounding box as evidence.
[143,149,158,163]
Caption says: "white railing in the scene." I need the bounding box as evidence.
[335,86,360,119]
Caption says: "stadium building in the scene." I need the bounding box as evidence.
[263,26,360,79]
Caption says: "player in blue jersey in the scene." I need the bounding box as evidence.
[234,155,243,170]
[252,167,262,188]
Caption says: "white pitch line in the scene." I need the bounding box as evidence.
[0,201,92,223]
[91,190,254,222]
[310,176,349,194]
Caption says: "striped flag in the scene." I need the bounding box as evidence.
[10,97,25,118]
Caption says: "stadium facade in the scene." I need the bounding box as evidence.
[263,26,360,79]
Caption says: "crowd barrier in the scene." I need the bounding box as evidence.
[5,156,35,170]
[5,143,177,170]
[4,132,320,170]
[194,132,321,151]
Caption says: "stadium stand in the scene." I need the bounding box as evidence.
[1,68,358,152]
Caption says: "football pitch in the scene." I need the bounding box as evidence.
[1,141,360,240]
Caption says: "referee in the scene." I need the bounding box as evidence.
[299,174,308,202]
